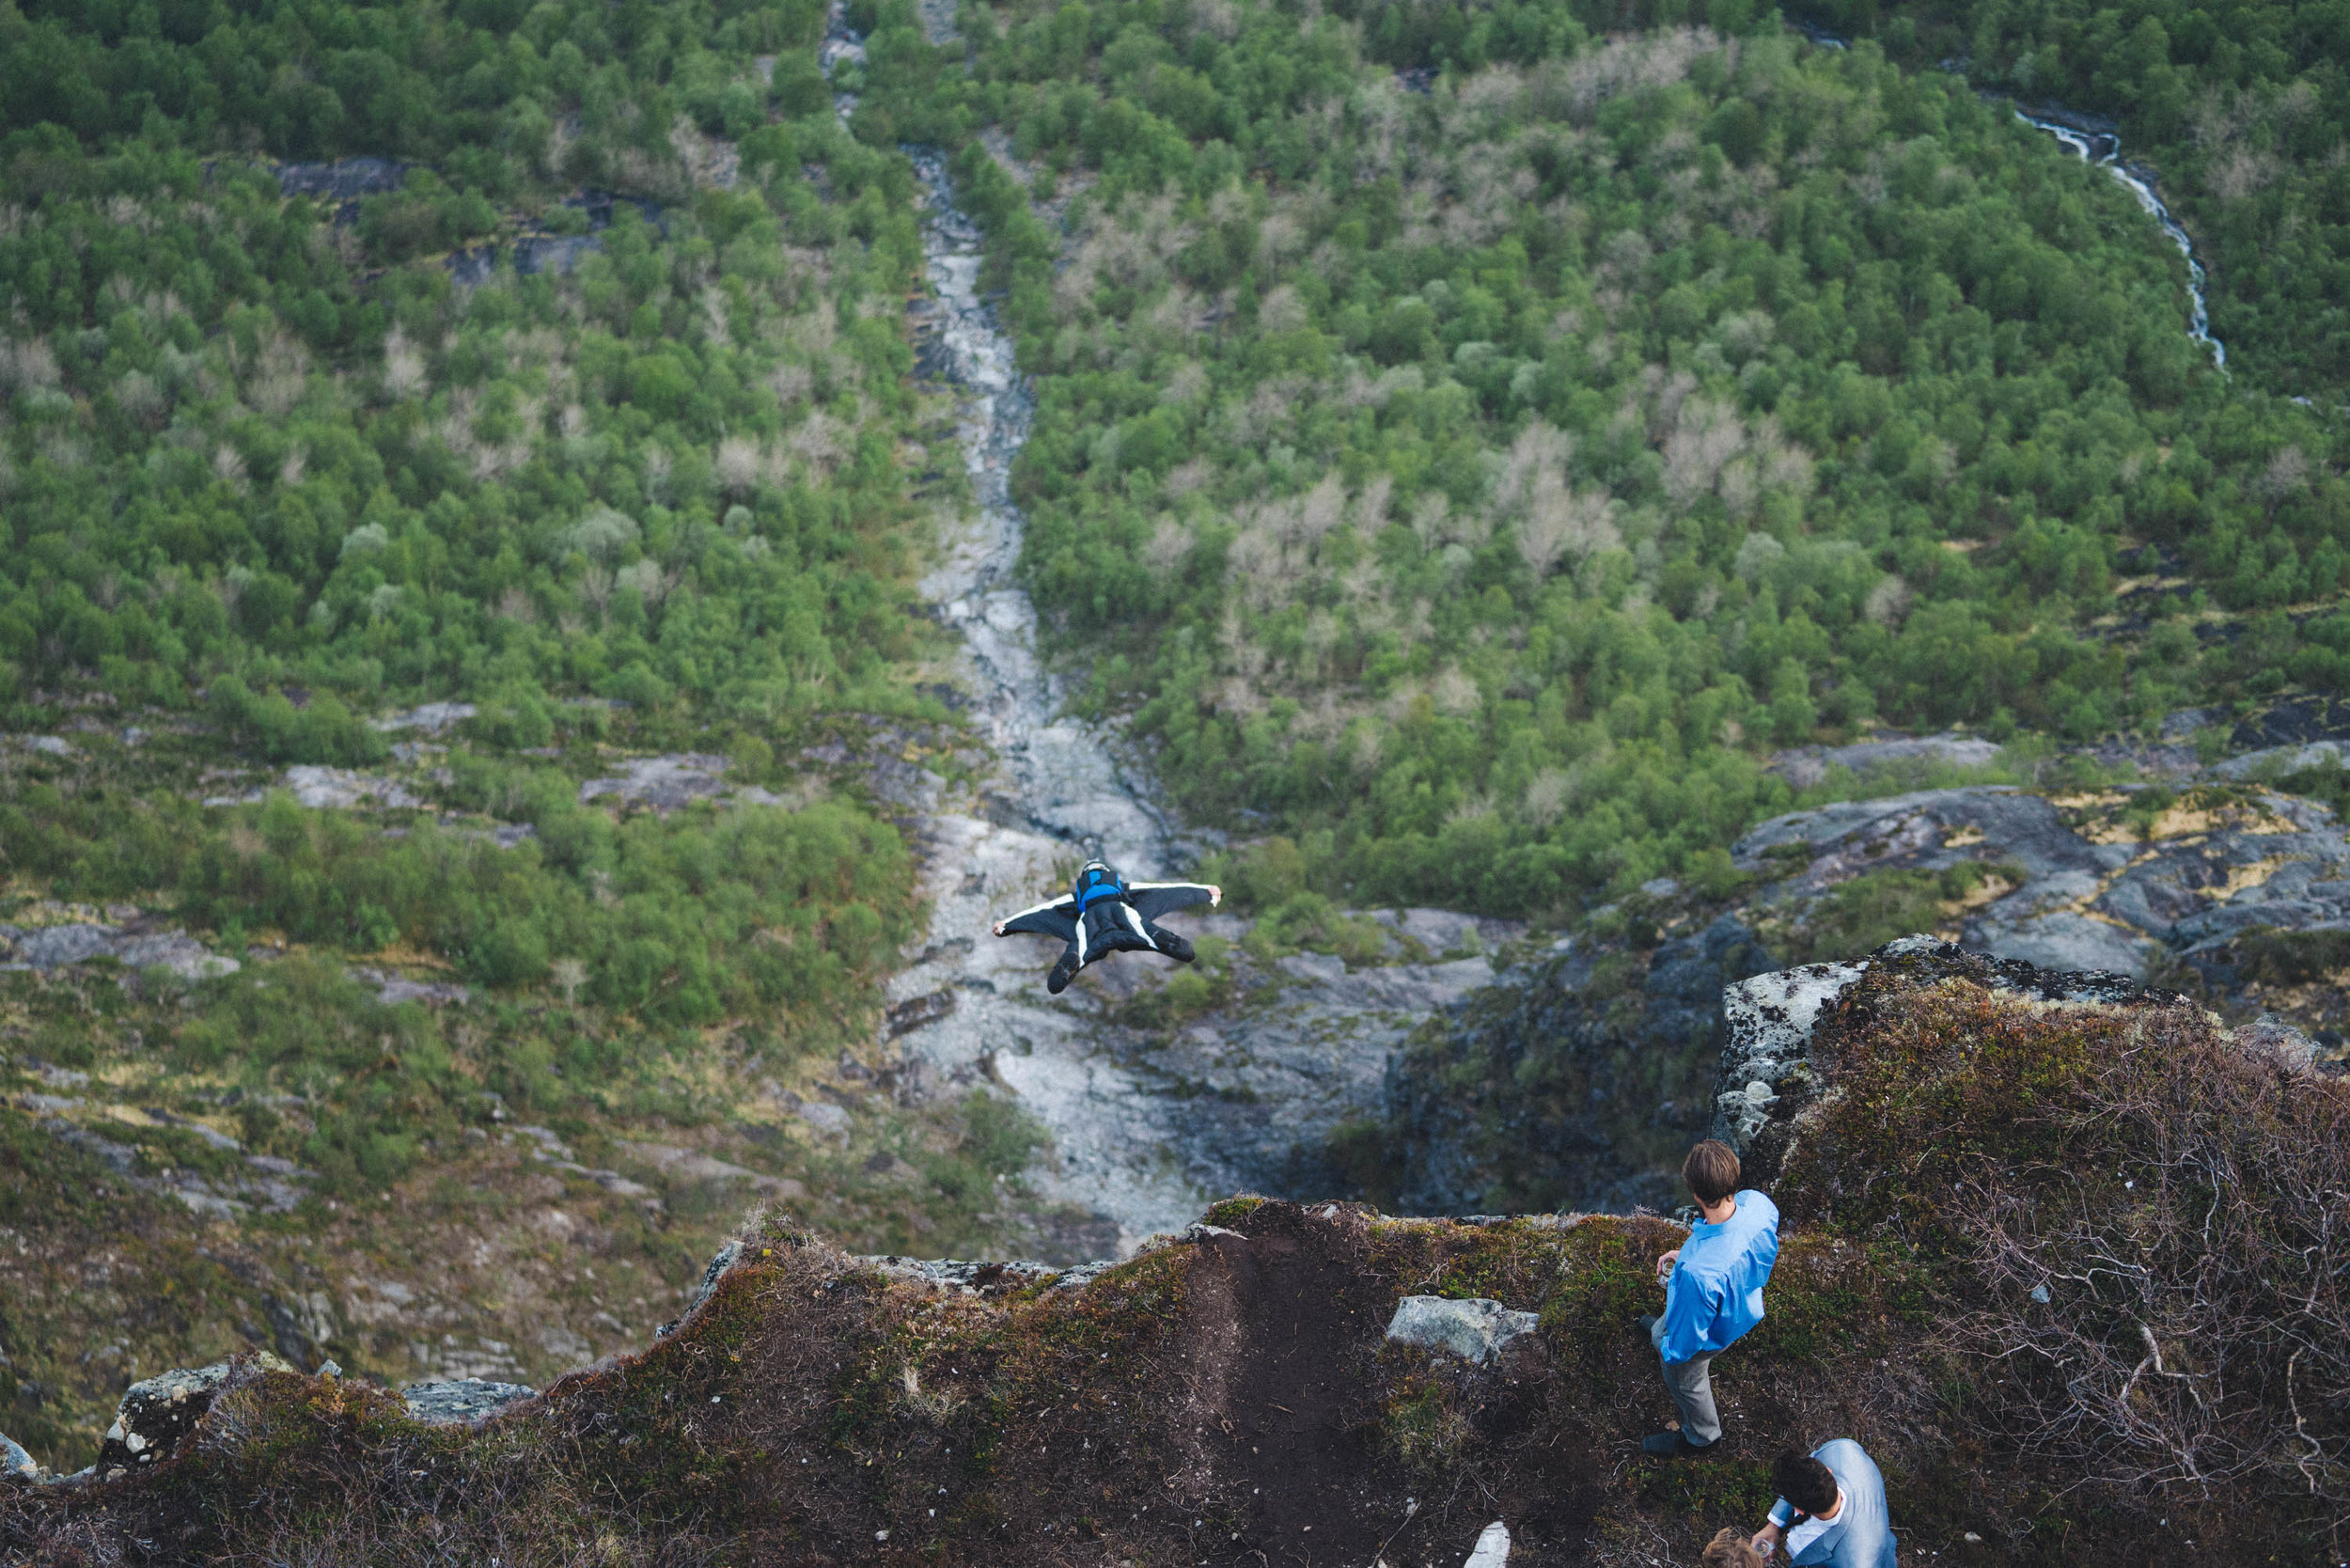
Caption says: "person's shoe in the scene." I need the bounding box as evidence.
[1641,1430,1717,1459]
[1154,931,1197,963]
[1047,952,1081,995]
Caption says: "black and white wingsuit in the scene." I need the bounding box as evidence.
[991,858,1222,995]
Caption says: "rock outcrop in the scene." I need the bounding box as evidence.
[1379,778,2350,1217]
[1731,782,2350,981]
[94,1364,240,1479]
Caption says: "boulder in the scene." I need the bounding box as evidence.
[2,1430,37,1482]
[1385,1295,1542,1367]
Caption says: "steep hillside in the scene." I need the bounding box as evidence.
[3,946,2342,1565]
[855,0,2350,922]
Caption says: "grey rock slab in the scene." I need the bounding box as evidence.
[41,1118,140,1175]
[1371,907,1511,954]
[400,1378,536,1424]
[1734,787,2106,890]
[114,933,240,980]
[2208,739,2350,781]
[6,923,238,978]
[1,1430,35,1481]
[1386,1295,1542,1366]
[617,1141,796,1193]
[1969,912,2160,978]
[795,1101,852,1137]
[13,924,122,967]
[282,766,424,810]
[578,753,729,807]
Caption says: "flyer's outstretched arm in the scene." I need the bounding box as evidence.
[1126,882,1222,921]
[992,897,1079,942]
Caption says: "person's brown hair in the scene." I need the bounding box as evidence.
[1683,1139,1743,1205]
[1701,1527,1766,1568]
[1772,1450,1839,1515]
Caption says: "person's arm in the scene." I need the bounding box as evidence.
[994,898,1078,940]
[1127,883,1221,919]
[1655,1267,1718,1362]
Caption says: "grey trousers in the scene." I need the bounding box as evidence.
[1650,1314,1721,1445]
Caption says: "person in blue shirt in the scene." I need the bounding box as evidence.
[1751,1440,1899,1566]
[1637,1138,1781,1458]
[992,858,1221,995]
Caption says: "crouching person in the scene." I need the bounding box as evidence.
[1754,1441,1899,1566]
[1638,1138,1779,1457]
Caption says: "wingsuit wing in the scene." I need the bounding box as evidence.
[995,897,1080,941]
[1126,882,1217,921]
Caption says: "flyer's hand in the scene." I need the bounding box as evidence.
[1753,1521,1784,1560]
[1209,885,1222,906]
[1655,1247,1681,1285]
[991,921,1006,937]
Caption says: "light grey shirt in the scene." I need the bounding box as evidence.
[1767,1438,1898,1568]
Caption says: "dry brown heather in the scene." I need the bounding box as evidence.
[3,964,2345,1566]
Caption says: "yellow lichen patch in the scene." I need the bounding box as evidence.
[2050,791,2130,812]
[2060,786,2296,845]
[1941,869,2021,914]
[2217,857,2291,899]
[1943,825,1986,848]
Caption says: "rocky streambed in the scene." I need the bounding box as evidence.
[820,6,1523,1256]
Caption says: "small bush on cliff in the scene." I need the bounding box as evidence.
[1783,964,2350,1524]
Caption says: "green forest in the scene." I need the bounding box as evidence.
[851,0,2350,914]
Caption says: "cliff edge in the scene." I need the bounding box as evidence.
[4,945,2342,1566]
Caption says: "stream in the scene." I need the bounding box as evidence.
[2012,112,2226,371]
[1794,21,2225,371]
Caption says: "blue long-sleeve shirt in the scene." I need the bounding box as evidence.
[1657,1188,1779,1364]
[1768,1438,1898,1567]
